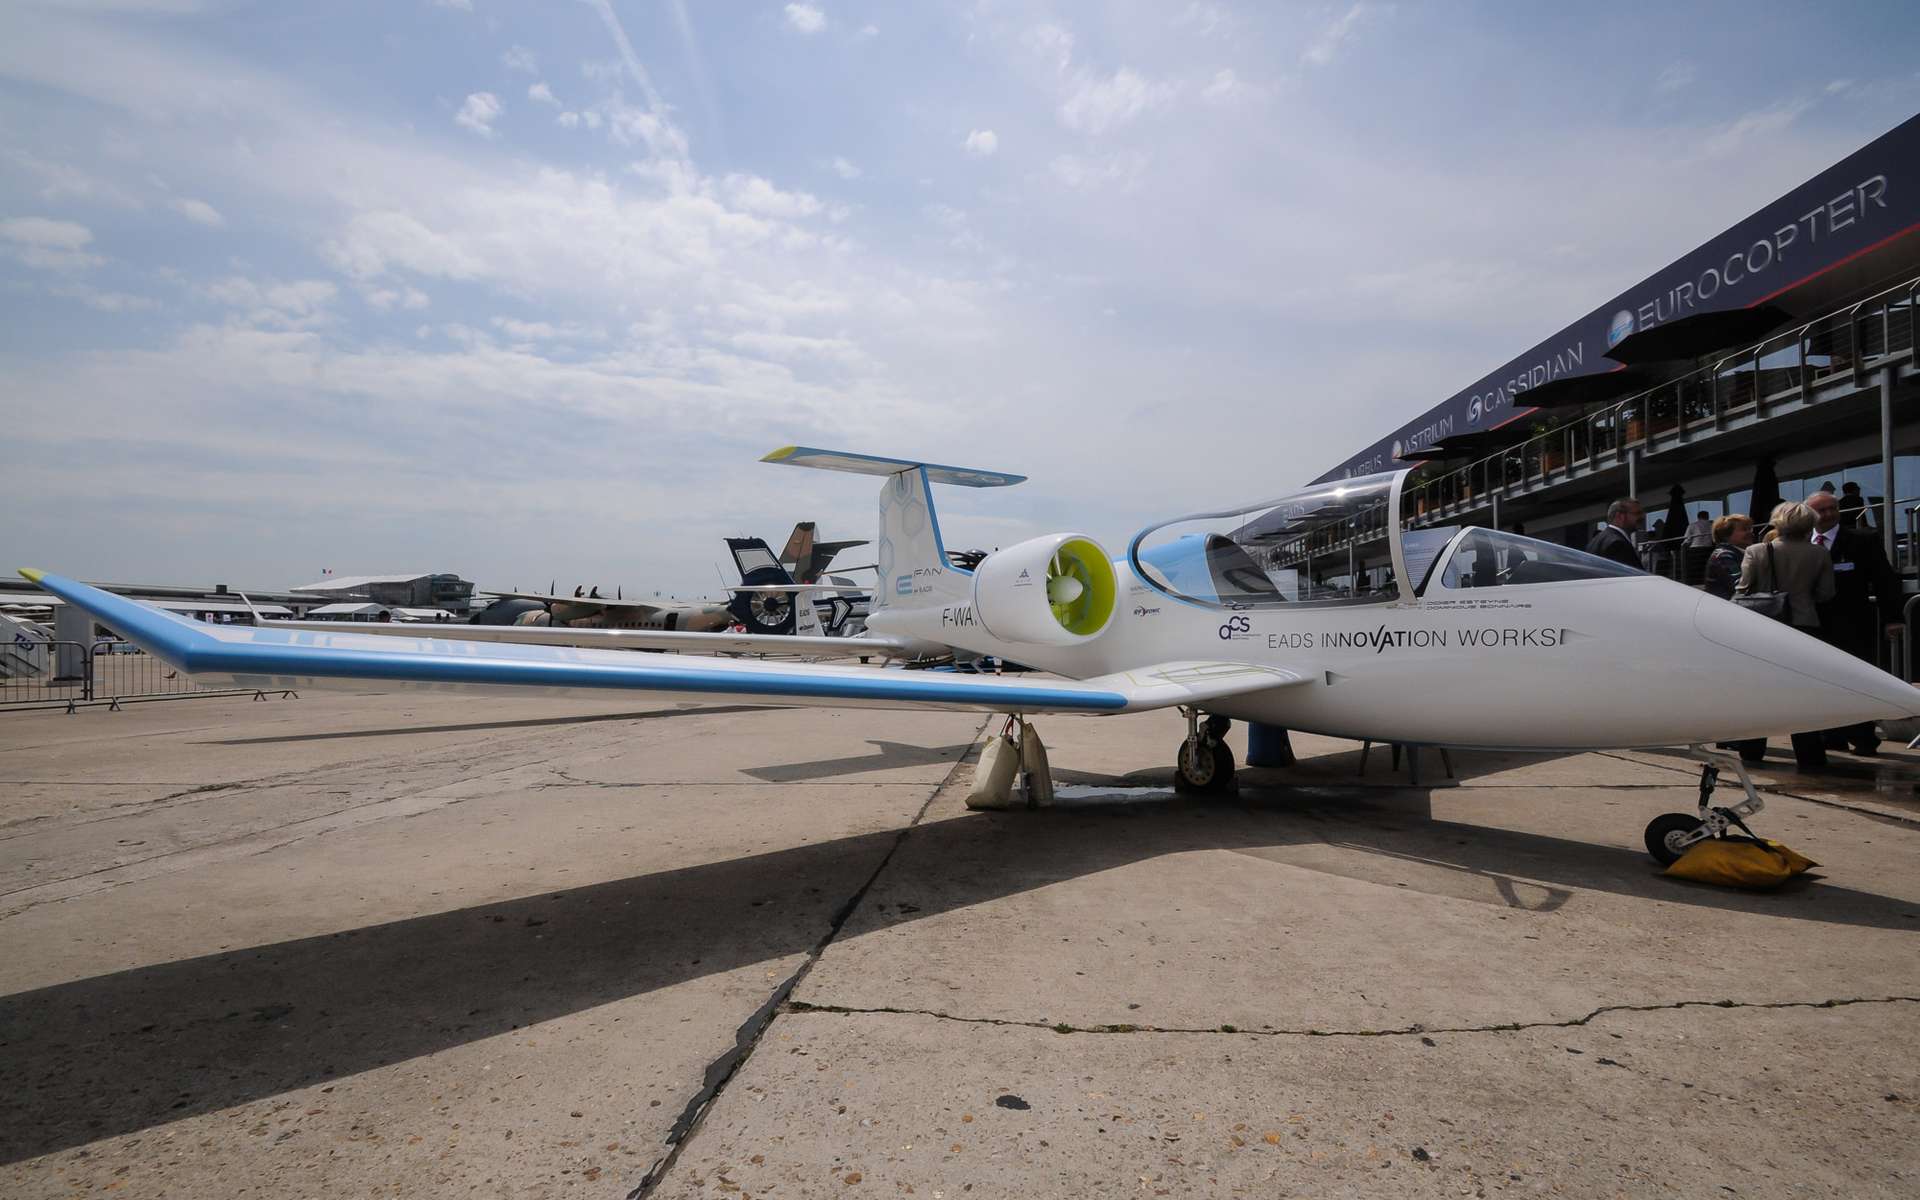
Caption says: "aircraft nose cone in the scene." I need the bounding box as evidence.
[1694,593,1920,720]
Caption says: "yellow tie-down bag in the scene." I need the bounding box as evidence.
[1666,837,1818,889]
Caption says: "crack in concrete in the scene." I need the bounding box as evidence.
[627,719,989,1200]
[781,993,1920,1039]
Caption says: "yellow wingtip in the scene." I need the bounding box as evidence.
[18,568,46,584]
[761,445,799,462]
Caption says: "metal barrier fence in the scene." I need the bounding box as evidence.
[0,641,296,712]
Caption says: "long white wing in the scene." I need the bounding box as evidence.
[27,571,1307,716]
[269,618,915,659]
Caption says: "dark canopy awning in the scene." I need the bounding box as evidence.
[1510,367,1657,408]
[1399,423,1541,463]
[1603,304,1793,366]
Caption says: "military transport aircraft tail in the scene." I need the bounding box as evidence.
[773,522,869,584]
[725,536,826,637]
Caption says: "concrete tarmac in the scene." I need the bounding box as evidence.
[2,689,1917,1198]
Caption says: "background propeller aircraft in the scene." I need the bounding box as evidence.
[468,584,734,632]
[24,446,1918,863]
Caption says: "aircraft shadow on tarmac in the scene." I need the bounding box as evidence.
[3,757,1916,1164]
[740,740,979,783]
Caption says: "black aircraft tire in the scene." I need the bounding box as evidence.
[1645,812,1705,866]
[1174,739,1237,796]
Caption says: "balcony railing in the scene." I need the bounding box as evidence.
[1403,275,1919,526]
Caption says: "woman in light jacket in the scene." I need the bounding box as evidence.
[1735,501,1836,769]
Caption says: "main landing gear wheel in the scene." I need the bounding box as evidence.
[1174,713,1236,796]
[1644,812,1705,866]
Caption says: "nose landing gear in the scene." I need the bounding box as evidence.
[1643,748,1767,866]
[1174,709,1237,796]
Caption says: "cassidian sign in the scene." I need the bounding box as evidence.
[1320,113,1920,483]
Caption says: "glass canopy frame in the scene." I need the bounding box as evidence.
[1126,468,1415,608]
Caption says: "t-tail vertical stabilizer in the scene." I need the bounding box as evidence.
[760,448,1025,612]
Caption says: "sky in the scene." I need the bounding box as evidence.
[3,0,1917,597]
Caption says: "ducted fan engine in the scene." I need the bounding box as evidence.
[971,533,1118,645]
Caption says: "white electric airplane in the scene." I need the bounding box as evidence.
[24,448,1918,863]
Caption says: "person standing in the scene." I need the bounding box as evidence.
[1703,514,1753,600]
[1683,510,1714,548]
[1839,481,1872,529]
[1737,502,1837,770]
[1807,490,1904,755]
[1586,498,1645,569]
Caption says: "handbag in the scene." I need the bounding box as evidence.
[1733,541,1791,622]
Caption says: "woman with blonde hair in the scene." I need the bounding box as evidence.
[1736,500,1837,769]
[1703,513,1753,600]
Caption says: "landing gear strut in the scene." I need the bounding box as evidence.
[1174,709,1236,796]
[1643,747,1767,866]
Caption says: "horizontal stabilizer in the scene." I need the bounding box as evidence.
[762,446,1025,488]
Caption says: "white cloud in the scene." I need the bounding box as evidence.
[4,150,141,207]
[0,216,103,271]
[827,155,861,180]
[1175,3,1229,36]
[557,110,581,128]
[1059,67,1176,134]
[528,81,558,106]
[454,91,502,137]
[1025,23,1075,74]
[431,0,473,11]
[723,173,823,219]
[857,23,878,38]
[171,196,225,226]
[203,275,338,328]
[1703,98,1814,157]
[964,129,998,158]
[50,283,157,312]
[501,45,537,73]
[491,315,601,342]
[1655,62,1697,94]
[1048,152,1148,192]
[364,285,430,312]
[1022,23,1173,134]
[784,3,825,34]
[1303,3,1372,67]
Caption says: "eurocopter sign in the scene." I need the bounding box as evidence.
[1318,113,1920,483]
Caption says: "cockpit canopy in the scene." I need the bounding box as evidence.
[1129,468,1643,608]
[1130,471,1399,608]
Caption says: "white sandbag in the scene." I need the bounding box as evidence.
[966,732,1021,810]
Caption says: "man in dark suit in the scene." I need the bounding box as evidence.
[1806,490,1905,755]
[1585,498,1645,569]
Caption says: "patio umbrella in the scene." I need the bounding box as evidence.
[1605,304,1792,366]
[1748,457,1781,525]
[1663,485,1688,535]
